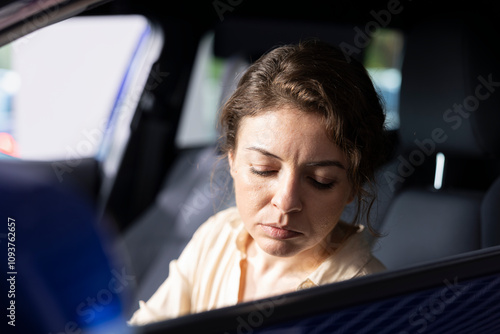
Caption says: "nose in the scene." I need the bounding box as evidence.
[271,172,302,214]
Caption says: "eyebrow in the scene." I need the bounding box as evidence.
[305,160,346,169]
[245,146,346,170]
[246,146,282,160]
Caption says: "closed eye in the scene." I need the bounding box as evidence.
[309,177,335,190]
[250,167,336,189]
[250,167,276,177]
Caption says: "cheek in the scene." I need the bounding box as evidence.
[233,170,272,213]
[306,187,352,228]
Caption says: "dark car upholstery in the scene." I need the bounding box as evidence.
[372,16,500,269]
[122,145,234,303]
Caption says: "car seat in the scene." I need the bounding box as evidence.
[372,16,500,269]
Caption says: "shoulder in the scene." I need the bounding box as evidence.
[312,223,386,284]
[354,254,386,277]
[176,206,243,274]
[190,206,243,248]
[200,206,241,230]
[338,224,386,275]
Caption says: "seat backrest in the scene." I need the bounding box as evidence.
[372,16,500,269]
[122,145,234,301]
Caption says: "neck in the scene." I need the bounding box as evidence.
[247,239,330,278]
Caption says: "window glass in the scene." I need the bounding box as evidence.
[364,28,404,130]
[0,15,150,160]
[176,32,248,148]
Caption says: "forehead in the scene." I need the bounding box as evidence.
[235,107,346,163]
[238,107,323,137]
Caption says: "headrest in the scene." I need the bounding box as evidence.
[213,17,365,62]
[399,16,500,157]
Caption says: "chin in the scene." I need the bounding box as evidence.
[256,238,302,258]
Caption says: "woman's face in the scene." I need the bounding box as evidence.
[228,107,354,259]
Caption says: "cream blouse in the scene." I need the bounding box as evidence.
[129,206,385,325]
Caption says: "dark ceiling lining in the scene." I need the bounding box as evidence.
[84,0,500,31]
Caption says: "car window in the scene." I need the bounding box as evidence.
[0,15,150,160]
[364,28,404,130]
[175,32,249,149]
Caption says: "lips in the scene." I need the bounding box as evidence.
[259,224,302,240]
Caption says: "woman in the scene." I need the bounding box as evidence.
[129,39,388,325]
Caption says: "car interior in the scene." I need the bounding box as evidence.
[0,0,499,333]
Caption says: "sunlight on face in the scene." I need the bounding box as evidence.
[228,107,354,259]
